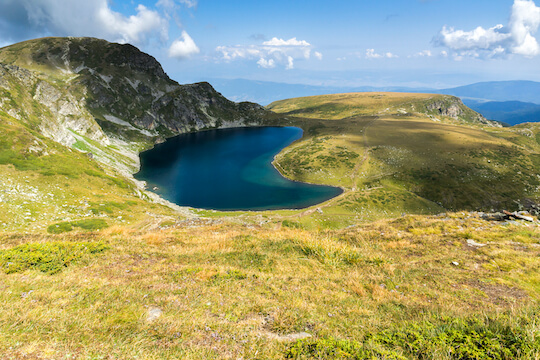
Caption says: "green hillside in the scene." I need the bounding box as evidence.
[267,92,540,226]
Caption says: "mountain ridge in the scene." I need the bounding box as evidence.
[0,37,267,175]
[211,78,540,125]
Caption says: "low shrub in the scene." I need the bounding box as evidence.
[0,241,109,274]
[285,314,540,359]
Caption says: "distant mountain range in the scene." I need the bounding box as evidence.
[436,81,540,104]
[208,78,431,106]
[461,99,540,126]
[209,79,540,125]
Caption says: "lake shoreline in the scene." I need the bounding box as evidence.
[135,126,343,212]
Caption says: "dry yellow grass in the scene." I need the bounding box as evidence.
[1,213,539,359]
[267,92,439,120]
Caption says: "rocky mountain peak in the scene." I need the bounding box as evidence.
[0,37,268,174]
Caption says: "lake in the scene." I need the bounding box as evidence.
[135,126,343,211]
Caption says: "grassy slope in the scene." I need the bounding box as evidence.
[0,111,178,232]
[0,214,539,359]
[265,92,540,229]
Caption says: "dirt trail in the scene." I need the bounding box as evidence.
[290,116,380,218]
[351,116,379,191]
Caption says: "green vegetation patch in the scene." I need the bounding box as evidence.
[209,269,248,283]
[286,337,405,359]
[85,169,131,189]
[47,219,109,234]
[89,201,131,215]
[286,312,540,359]
[0,241,109,274]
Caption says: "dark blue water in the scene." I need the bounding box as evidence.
[135,126,342,211]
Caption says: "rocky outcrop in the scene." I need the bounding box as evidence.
[0,37,268,174]
[427,100,463,118]
[425,96,499,127]
[0,63,108,148]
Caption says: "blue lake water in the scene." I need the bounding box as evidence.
[135,126,343,211]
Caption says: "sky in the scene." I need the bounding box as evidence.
[1,0,540,88]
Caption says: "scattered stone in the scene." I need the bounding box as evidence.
[146,307,162,322]
[503,210,534,222]
[21,290,33,299]
[482,211,535,222]
[262,331,312,342]
[467,239,487,248]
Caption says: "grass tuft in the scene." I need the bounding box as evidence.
[47,219,109,234]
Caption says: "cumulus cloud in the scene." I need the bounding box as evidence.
[285,56,294,70]
[257,58,275,69]
[168,30,200,59]
[365,49,382,59]
[435,0,540,58]
[365,49,398,59]
[415,50,432,57]
[0,0,168,45]
[97,4,168,44]
[0,0,204,59]
[216,37,319,69]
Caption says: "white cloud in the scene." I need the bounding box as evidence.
[365,49,398,59]
[366,49,382,59]
[262,37,310,47]
[158,0,197,8]
[16,0,168,45]
[314,51,323,60]
[510,0,540,55]
[178,0,197,8]
[0,0,204,61]
[257,58,275,68]
[216,37,316,69]
[97,4,168,44]
[416,50,432,57]
[435,0,540,58]
[285,56,294,70]
[168,30,200,59]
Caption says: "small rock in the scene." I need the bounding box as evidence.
[265,332,312,342]
[451,261,459,266]
[146,307,162,322]
[467,239,487,247]
[21,290,33,299]
[283,332,312,341]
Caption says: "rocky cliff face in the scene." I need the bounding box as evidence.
[424,96,498,126]
[0,37,267,173]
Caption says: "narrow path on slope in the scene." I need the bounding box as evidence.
[288,116,380,218]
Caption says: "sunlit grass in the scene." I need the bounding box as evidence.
[0,213,539,358]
